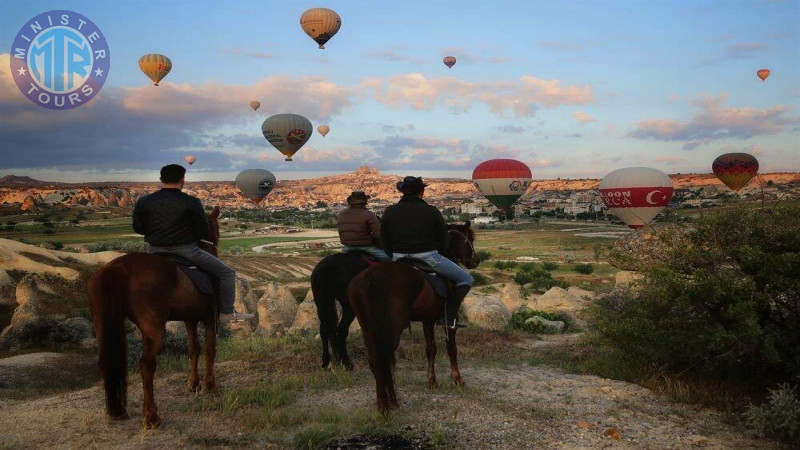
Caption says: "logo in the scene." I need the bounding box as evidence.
[258,179,274,191]
[10,10,110,110]
[286,129,307,145]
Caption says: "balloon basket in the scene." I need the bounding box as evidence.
[285,157,293,161]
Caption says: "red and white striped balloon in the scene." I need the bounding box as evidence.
[599,167,673,229]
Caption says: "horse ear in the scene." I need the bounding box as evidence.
[212,206,220,218]
[464,220,471,228]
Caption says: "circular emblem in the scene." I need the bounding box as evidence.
[258,179,274,191]
[286,129,307,145]
[508,180,522,191]
[9,10,110,110]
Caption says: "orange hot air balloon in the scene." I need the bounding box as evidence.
[757,69,770,82]
[712,153,759,191]
[250,101,261,111]
[138,54,172,86]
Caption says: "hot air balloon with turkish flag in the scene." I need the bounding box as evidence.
[599,167,674,229]
[472,159,533,219]
[712,153,759,192]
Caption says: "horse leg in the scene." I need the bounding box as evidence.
[185,321,201,392]
[446,328,465,386]
[203,318,217,392]
[337,302,356,370]
[140,327,164,429]
[423,321,438,388]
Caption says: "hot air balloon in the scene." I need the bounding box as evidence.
[261,114,313,161]
[250,101,261,111]
[599,167,674,229]
[235,169,276,204]
[184,155,196,166]
[712,153,759,192]
[443,56,457,69]
[138,54,172,86]
[472,159,533,219]
[317,125,330,137]
[757,69,770,82]
[300,8,341,49]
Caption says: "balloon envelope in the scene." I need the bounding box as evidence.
[184,155,196,165]
[300,8,341,49]
[261,114,313,161]
[138,54,172,86]
[235,169,276,204]
[599,167,673,229]
[250,101,261,111]
[712,153,759,192]
[443,56,456,69]
[757,69,770,81]
[317,125,330,137]
[472,159,533,210]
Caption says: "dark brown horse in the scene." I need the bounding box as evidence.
[347,222,478,412]
[88,206,222,428]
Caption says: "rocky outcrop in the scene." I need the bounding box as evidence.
[234,277,259,316]
[256,282,299,336]
[20,195,38,211]
[526,316,566,333]
[289,290,319,333]
[528,286,594,312]
[615,271,644,290]
[0,269,15,306]
[462,294,512,331]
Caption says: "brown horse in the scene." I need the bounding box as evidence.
[88,206,222,428]
[347,222,478,412]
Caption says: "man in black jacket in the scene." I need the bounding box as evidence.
[132,164,253,322]
[381,176,473,329]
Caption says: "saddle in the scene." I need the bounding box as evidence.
[346,250,383,267]
[396,257,450,298]
[153,252,216,295]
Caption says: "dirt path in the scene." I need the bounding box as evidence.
[0,335,773,449]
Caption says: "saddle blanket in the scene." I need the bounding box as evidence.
[178,266,215,296]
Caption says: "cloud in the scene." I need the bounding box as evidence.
[604,123,616,136]
[218,47,277,59]
[529,159,561,168]
[359,135,526,169]
[697,42,768,66]
[381,123,416,133]
[438,47,512,65]
[629,93,794,150]
[363,73,594,117]
[571,110,595,124]
[495,125,527,134]
[537,41,583,52]
[365,51,410,62]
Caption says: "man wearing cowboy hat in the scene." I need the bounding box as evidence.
[337,191,390,261]
[381,176,474,329]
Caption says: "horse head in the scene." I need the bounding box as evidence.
[201,206,221,256]
[447,221,478,269]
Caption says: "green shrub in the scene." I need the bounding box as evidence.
[475,250,492,263]
[470,271,490,286]
[542,261,559,271]
[574,263,594,274]
[744,384,800,443]
[227,245,244,255]
[513,268,569,290]
[493,261,517,271]
[85,240,146,253]
[519,263,536,273]
[591,204,800,384]
[512,271,534,286]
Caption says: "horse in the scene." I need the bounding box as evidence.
[346,222,478,412]
[87,206,223,429]
[311,222,478,371]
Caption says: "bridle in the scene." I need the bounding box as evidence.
[447,229,477,267]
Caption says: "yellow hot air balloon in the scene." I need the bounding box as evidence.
[317,125,330,137]
[757,69,770,82]
[300,8,341,49]
[138,54,172,86]
[250,101,261,111]
[262,114,313,161]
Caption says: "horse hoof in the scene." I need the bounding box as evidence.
[343,361,354,371]
[145,415,162,429]
[428,381,439,389]
[205,381,217,392]
[453,378,465,386]
[109,412,129,421]
[188,384,201,393]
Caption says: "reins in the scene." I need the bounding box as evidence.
[447,229,476,266]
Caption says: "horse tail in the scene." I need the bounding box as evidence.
[88,266,128,418]
[360,268,398,411]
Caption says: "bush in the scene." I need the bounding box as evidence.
[227,246,244,255]
[475,250,492,263]
[513,268,570,290]
[513,271,534,286]
[574,263,594,274]
[542,261,559,271]
[470,271,490,286]
[493,261,517,271]
[519,263,536,273]
[85,240,146,253]
[591,204,800,384]
[744,384,800,443]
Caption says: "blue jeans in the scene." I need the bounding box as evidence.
[342,245,391,262]
[392,250,474,287]
[147,243,236,314]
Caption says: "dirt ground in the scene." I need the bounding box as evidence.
[0,331,776,450]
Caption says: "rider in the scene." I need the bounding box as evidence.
[132,164,254,322]
[381,176,473,329]
[337,191,390,261]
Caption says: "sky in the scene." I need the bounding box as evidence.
[0,0,798,182]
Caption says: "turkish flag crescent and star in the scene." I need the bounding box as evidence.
[599,187,674,208]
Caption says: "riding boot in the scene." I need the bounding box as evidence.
[444,285,471,329]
